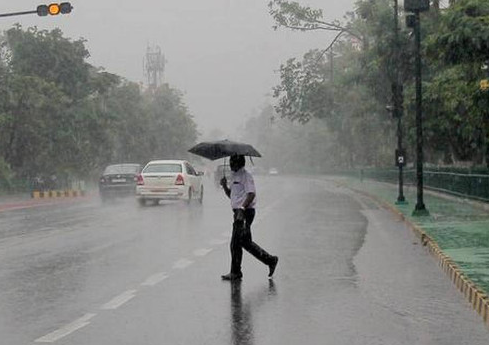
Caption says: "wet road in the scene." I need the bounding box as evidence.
[0,176,487,344]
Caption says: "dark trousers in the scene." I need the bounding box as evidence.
[230,208,274,275]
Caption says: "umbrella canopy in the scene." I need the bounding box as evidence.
[188,139,262,161]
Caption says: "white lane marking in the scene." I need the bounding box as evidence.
[35,313,96,343]
[141,272,169,287]
[193,248,213,257]
[209,239,228,245]
[34,201,280,344]
[172,258,194,269]
[101,290,137,310]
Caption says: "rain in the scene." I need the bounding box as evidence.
[0,0,489,344]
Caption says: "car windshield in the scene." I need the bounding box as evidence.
[143,163,182,173]
[103,164,140,174]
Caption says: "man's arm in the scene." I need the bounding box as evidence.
[220,177,231,199]
[241,192,255,209]
[241,172,256,209]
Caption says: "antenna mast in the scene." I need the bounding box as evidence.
[143,45,165,89]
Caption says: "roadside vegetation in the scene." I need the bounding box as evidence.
[0,25,198,190]
[242,0,489,173]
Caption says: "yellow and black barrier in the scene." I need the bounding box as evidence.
[31,190,86,199]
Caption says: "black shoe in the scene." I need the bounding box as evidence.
[221,273,242,281]
[268,256,278,277]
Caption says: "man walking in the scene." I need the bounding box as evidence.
[220,154,278,281]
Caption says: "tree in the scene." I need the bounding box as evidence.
[269,0,489,168]
[423,0,489,164]
[269,0,398,168]
[5,25,91,100]
[0,25,199,184]
[429,0,489,65]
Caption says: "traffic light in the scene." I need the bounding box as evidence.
[395,149,406,168]
[37,2,72,16]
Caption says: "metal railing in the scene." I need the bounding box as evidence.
[354,168,489,202]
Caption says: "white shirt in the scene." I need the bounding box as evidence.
[230,168,256,209]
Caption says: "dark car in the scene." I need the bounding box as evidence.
[99,163,142,200]
[214,164,231,188]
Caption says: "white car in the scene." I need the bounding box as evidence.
[136,160,204,206]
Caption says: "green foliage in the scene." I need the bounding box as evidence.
[268,0,325,31]
[273,51,333,123]
[421,0,489,164]
[428,0,489,64]
[269,0,489,169]
[0,157,12,185]
[270,0,397,169]
[5,25,91,100]
[0,25,198,182]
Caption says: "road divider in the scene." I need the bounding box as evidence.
[31,190,86,198]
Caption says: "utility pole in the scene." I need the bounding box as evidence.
[393,0,407,205]
[413,10,428,215]
[405,0,430,216]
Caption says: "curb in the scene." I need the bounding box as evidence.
[336,181,489,328]
[0,193,91,213]
[31,190,86,198]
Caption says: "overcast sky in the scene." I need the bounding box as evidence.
[2,0,356,137]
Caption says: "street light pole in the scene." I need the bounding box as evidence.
[412,9,429,216]
[393,0,407,205]
[405,0,429,216]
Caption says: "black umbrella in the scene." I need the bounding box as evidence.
[188,139,262,161]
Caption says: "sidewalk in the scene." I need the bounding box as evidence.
[330,176,489,324]
[334,177,489,294]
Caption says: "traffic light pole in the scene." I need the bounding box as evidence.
[396,114,406,203]
[0,10,37,18]
[413,9,429,216]
[0,3,72,18]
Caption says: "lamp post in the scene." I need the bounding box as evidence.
[405,0,430,216]
[393,0,407,205]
